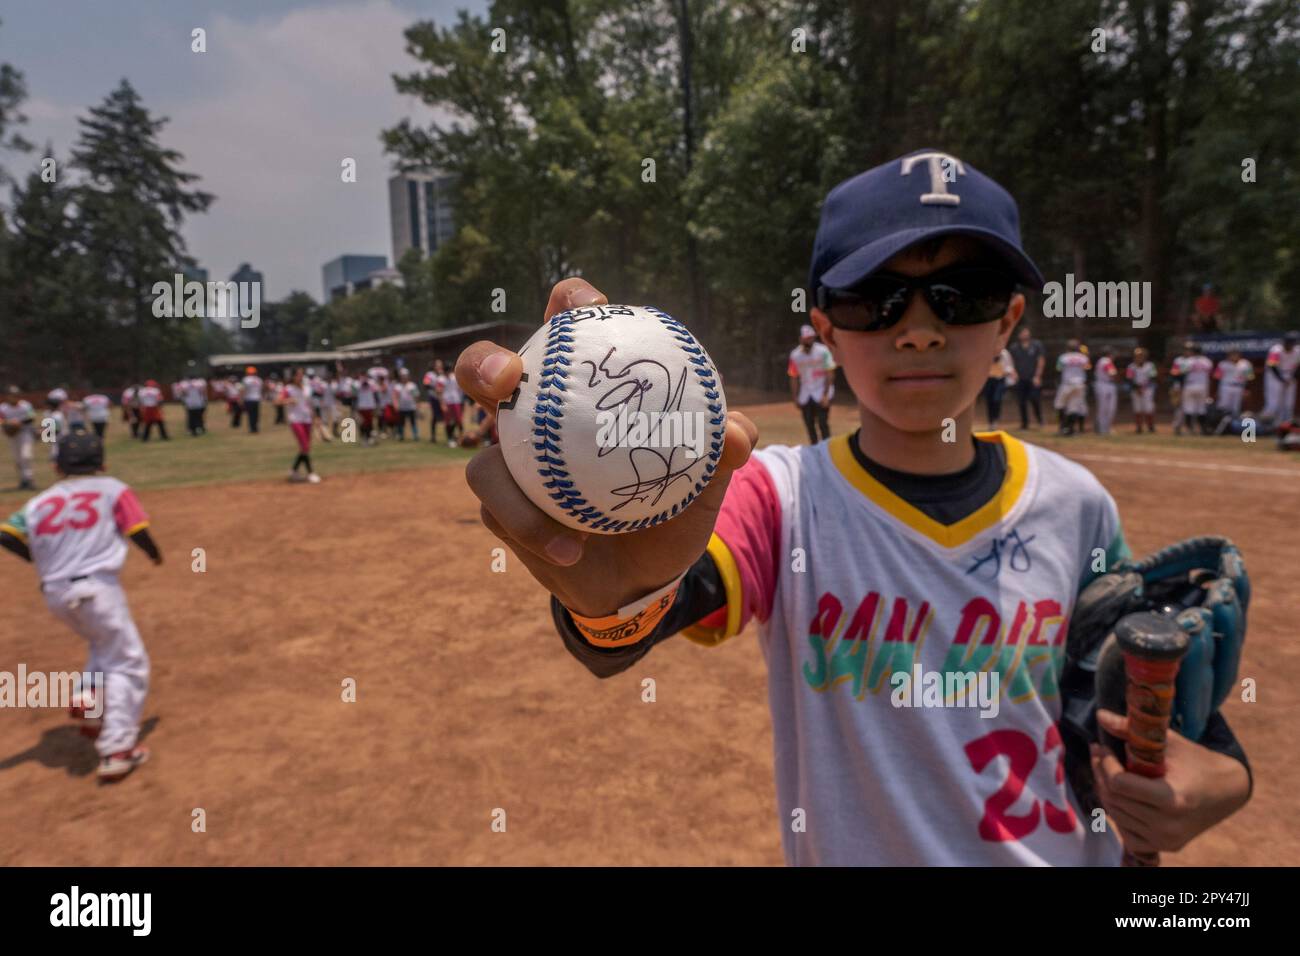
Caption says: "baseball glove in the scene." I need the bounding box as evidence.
[1058,536,1249,815]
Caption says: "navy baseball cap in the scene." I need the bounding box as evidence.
[809,149,1043,300]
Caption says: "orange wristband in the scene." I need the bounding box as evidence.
[567,576,685,649]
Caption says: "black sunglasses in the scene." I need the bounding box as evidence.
[816,266,1019,332]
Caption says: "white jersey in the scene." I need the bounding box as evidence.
[1055,351,1090,386]
[137,386,162,408]
[1173,355,1213,390]
[1215,359,1252,390]
[2,476,150,584]
[691,432,1127,866]
[394,381,419,411]
[83,394,111,422]
[1125,361,1156,389]
[1093,356,1117,386]
[355,378,378,411]
[0,399,36,426]
[284,384,315,424]
[241,375,263,401]
[787,343,836,404]
[441,374,463,405]
[1266,344,1300,381]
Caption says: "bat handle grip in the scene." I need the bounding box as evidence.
[1118,653,1182,868]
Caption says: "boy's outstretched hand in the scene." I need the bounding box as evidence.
[456,277,758,618]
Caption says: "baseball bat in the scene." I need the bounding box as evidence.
[1113,612,1190,867]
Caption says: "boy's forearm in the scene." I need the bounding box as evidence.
[553,550,728,677]
[0,531,31,562]
[129,528,161,563]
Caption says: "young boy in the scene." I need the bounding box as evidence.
[1125,347,1158,433]
[457,150,1251,865]
[0,430,161,781]
[1092,347,1119,434]
[1053,339,1091,435]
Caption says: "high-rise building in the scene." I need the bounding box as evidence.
[230,262,263,287]
[322,255,390,302]
[388,168,456,264]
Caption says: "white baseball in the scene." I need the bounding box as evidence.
[496,304,727,534]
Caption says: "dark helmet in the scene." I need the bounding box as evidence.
[56,430,104,475]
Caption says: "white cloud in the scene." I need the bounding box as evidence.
[162,0,454,300]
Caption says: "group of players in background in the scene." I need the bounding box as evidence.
[787,325,1299,446]
[1001,329,1300,438]
[1,357,492,491]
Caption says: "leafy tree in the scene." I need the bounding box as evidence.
[70,79,214,381]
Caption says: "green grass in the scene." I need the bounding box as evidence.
[4,400,1292,515]
[0,404,473,511]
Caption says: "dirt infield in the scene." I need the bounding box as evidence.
[0,403,1296,866]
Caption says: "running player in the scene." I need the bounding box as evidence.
[0,430,160,781]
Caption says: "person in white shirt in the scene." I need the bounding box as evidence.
[1213,350,1254,419]
[440,365,465,446]
[277,367,322,482]
[82,393,112,439]
[1092,347,1119,435]
[180,377,207,436]
[1170,342,1214,435]
[137,379,168,442]
[121,384,141,438]
[1263,332,1300,425]
[320,375,339,438]
[982,348,1016,430]
[423,361,447,444]
[225,375,244,428]
[241,366,264,433]
[1125,348,1158,434]
[354,374,379,446]
[44,388,71,459]
[393,368,421,440]
[788,324,837,444]
[1,384,37,490]
[1053,340,1091,435]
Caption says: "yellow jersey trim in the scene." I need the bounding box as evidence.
[682,532,744,647]
[827,430,1029,549]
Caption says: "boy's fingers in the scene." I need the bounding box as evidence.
[454,278,605,408]
[545,278,607,320]
[689,411,757,509]
[454,342,523,409]
[465,445,588,566]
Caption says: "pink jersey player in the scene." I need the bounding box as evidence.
[0,430,160,781]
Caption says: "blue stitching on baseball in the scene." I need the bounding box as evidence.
[530,306,726,532]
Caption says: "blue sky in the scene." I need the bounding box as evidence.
[1,0,486,300]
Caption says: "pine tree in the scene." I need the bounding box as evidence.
[70,79,214,380]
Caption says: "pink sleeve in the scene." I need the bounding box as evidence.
[113,488,149,534]
[686,456,782,641]
[787,357,799,378]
